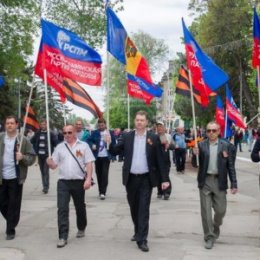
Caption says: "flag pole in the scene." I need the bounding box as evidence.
[127,94,130,130]
[224,107,228,138]
[257,66,260,127]
[188,69,199,166]
[17,77,36,158]
[43,69,51,157]
[63,104,66,125]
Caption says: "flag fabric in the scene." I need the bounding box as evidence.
[252,7,260,68]
[215,96,225,137]
[226,85,246,129]
[127,74,153,105]
[182,19,229,106]
[175,66,216,105]
[0,75,4,88]
[23,106,40,132]
[224,117,233,138]
[35,19,102,102]
[106,7,163,101]
[63,78,103,118]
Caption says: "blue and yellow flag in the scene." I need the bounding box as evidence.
[106,7,163,99]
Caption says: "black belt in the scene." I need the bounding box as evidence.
[206,174,218,178]
[130,172,148,177]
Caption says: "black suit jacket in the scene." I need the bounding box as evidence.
[197,138,237,190]
[251,138,260,162]
[111,130,168,187]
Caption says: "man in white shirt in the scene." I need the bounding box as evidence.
[47,124,95,248]
[111,111,170,252]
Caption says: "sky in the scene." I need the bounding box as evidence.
[64,0,193,121]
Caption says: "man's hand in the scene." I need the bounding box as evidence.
[161,182,170,190]
[16,152,24,161]
[193,147,199,155]
[230,188,238,194]
[46,157,57,169]
[83,178,92,190]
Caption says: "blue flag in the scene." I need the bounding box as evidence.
[252,7,260,68]
[0,75,4,88]
[106,7,127,64]
[182,18,229,92]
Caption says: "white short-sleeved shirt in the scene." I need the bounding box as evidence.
[52,139,95,180]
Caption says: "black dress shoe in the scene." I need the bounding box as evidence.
[138,242,149,252]
[6,234,15,240]
[131,235,136,241]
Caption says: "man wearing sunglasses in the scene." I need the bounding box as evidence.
[194,121,237,250]
[47,124,95,248]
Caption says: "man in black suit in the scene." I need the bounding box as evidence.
[111,111,169,252]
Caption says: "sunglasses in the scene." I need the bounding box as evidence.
[63,131,73,135]
[206,129,218,133]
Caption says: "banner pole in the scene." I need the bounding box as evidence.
[257,66,260,127]
[127,94,130,130]
[188,69,198,166]
[17,77,36,159]
[43,69,51,158]
[224,106,228,138]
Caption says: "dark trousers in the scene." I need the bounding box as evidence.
[95,157,110,195]
[57,180,87,240]
[38,155,49,191]
[157,166,172,196]
[175,148,186,172]
[126,174,152,243]
[234,140,242,152]
[0,179,23,235]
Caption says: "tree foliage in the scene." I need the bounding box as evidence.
[174,0,260,126]
[43,0,123,49]
[0,1,40,122]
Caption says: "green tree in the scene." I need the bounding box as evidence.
[43,0,123,49]
[174,0,259,126]
[0,1,40,121]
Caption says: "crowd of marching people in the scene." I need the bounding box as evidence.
[0,113,260,251]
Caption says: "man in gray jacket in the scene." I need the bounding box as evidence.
[0,115,36,240]
[194,121,237,249]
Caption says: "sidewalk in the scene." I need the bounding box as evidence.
[0,158,260,260]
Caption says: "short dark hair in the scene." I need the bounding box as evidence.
[207,121,220,129]
[97,118,106,124]
[135,110,148,119]
[40,119,47,124]
[5,115,18,124]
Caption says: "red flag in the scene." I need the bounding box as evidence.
[215,96,225,137]
[226,85,246,129]
[252,7,260,68]
[182,19,228,107]
[35,19,102,102]
[127,78,153,105]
